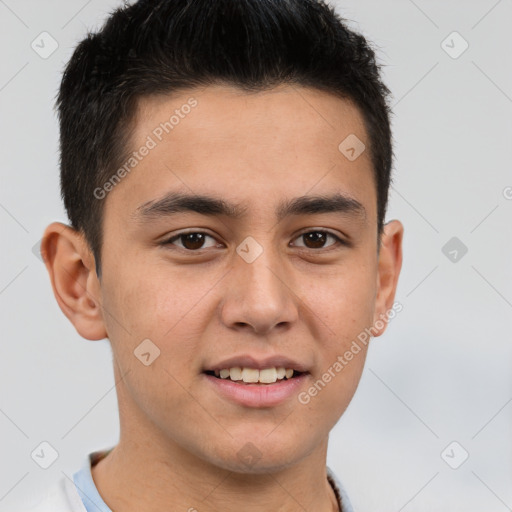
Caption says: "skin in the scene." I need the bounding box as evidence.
[42,84,403,512]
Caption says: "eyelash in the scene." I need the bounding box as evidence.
[161,229,347,253]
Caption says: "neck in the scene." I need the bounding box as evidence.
[91,425,339,512]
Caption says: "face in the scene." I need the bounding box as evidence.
[46,84,402,473]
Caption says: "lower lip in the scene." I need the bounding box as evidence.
[203,373,309,408]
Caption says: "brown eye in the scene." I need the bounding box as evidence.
[292,230,342,249]
[180,233,206,250]
[165,232,219,251]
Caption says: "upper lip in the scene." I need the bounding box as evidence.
[204,354,310,373]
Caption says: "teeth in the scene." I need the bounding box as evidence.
[212,366,298,384]
[259,368,277,383]
[229,366,243,381]
[242,368,260,383]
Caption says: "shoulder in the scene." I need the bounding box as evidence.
[19,477,86,512]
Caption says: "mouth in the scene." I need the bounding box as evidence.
[204,367,307,385]
[202,354,311,407]
[203,368,309,408]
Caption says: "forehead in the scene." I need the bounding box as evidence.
[134,83,368,150]
[106,84,376,223]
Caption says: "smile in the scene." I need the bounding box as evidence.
[206,366,301,384]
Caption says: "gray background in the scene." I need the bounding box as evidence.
[1,1,511,510]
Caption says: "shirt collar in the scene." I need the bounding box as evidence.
[327,465,355,512]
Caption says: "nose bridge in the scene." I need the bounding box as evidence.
[220,235,298,333]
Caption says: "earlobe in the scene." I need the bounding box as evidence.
[372,219,404,337]
[41,222,107,341]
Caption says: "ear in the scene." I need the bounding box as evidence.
[40,222,107,341]
[372,219,403,337]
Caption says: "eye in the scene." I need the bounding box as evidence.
[162,229,346,253]
[290,230,344,250]
[164,231,221,251]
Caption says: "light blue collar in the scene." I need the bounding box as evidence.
[72,451,112,512]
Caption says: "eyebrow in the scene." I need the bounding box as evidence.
[133,191,366,224]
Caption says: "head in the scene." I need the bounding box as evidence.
[43,0,402,473]
[56,0,393,278]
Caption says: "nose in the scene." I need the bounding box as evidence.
[219,243,299,335]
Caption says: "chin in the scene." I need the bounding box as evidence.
[200,431,312,475]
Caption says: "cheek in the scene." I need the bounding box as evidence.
[304,260,378,343]
[299,334,369,437]
[103,261,200,333]
[99,268,211,428]
[101,263,218,375]
[295,260,375,418]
